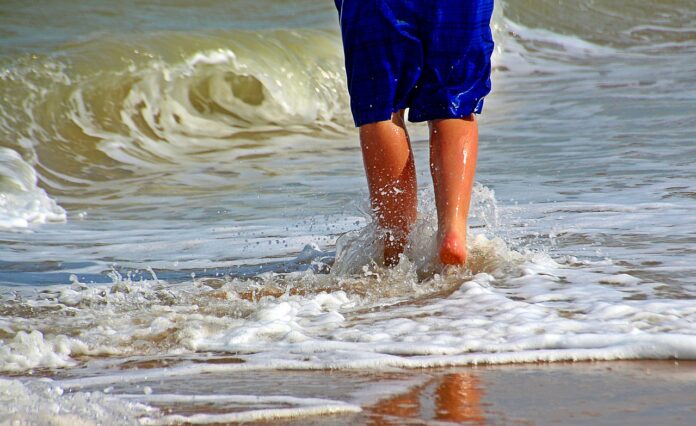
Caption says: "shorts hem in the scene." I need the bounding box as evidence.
[352,104,408,127]
[407,98,485,123]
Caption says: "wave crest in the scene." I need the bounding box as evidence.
[0,29,351,184]
[0,148,66,229]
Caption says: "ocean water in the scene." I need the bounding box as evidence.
[1,0,696,423]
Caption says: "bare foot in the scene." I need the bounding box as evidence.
[439,230,467,266]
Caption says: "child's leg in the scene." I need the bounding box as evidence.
[360,110,417,266]
[429,115,479,265]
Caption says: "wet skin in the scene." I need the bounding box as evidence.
[359,111,478,266]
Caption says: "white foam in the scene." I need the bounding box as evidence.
[186,49,239,67]
[118,393,361,425]
[0,147,66,229]
[36,259,695,394]
[0,330,86,372]
[139,404,361,425]
[0,378,149,425]
[118,393,355,406]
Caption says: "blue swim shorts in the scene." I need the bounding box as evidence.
[335,0,495,127]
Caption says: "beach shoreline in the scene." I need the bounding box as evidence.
[256,360,696,425]
[67,359,691,425]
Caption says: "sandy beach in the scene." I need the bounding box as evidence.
[78,359,692,425]
[243,361,696,425]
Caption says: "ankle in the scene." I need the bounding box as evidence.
[383,229,408,267]
[438,228,468,266]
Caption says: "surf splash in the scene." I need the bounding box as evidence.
[2,183,694,378]
[0,148,66,229]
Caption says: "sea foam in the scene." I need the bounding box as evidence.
[0,148,66,229]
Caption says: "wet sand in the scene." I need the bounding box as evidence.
[124,360,696,425]
[348,361,696,426]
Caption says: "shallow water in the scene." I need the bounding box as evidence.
[2,0,696,423]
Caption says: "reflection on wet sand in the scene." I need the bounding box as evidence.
[367,373,485,425]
